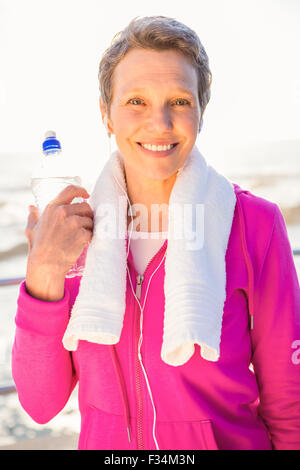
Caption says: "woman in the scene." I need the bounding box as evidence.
[12,16,300,450]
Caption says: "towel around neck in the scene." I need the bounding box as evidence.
[62,145,236,366]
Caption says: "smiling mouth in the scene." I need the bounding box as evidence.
[137,142,178,152]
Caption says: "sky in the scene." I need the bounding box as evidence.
[0,0,299,179]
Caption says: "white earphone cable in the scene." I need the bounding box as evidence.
[107,132,160,450]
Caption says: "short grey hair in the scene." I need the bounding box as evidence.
[98,16,212,119]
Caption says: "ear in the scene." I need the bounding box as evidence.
[99,97,106,121]
[99,97,114,134]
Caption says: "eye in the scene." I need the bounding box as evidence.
[128,98,144,105]
[173,98,191,106]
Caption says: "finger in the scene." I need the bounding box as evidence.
[71,215,94,231]
[63,201,94,219]
[49,185,90,206]
[25,210,39,248]
[26,206,39,230]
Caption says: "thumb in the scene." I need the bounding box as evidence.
[28,205,39,220]
[25,205,39,248]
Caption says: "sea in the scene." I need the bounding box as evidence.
[0,141,299,448]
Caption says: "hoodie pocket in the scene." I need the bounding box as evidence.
[78,406,219,450]
[156,419,219,450]
[78,405,133,450]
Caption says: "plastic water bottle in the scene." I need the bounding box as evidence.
[31,130,87,277]
[31,130,82,214]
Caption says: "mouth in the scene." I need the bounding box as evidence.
[136,142,179,157]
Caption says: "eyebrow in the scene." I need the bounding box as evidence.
[121,86,197,99]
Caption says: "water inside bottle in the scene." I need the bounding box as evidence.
[31,175,88,278]
[31,176,83,214]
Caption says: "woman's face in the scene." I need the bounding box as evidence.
[102,48,201,181]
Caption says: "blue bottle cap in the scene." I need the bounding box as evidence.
[42,130,61,152]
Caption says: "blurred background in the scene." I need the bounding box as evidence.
[0,0,299,449]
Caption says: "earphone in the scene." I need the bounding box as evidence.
[102,111,203,451]
[199,118,203,133]
[112,164,161,451]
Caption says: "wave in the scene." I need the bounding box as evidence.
[0,243,28,261]
[280,205,300,225]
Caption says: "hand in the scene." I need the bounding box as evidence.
[25,185,94,301]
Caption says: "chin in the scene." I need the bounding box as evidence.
[142,164,181,181]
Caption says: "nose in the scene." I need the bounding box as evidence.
[145,106,173,134]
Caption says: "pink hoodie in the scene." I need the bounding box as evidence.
[12,184,300,450]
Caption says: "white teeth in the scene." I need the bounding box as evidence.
[141,143,175,151]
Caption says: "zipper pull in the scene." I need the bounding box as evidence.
[135,274,144,299]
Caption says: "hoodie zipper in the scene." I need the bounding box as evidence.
[135,274,144,450]
[130,239,167,450]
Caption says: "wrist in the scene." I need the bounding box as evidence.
[26,256,66,302]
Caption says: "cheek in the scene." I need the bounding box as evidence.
[176,110,199,133]
[188,111,201,130]
[114,111,141,136]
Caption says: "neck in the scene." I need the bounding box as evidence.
[124,168,178,233]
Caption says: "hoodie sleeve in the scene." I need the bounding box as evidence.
[11,279,78,424]
[250,205,300,450]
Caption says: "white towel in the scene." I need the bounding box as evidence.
[62,145,236,365]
